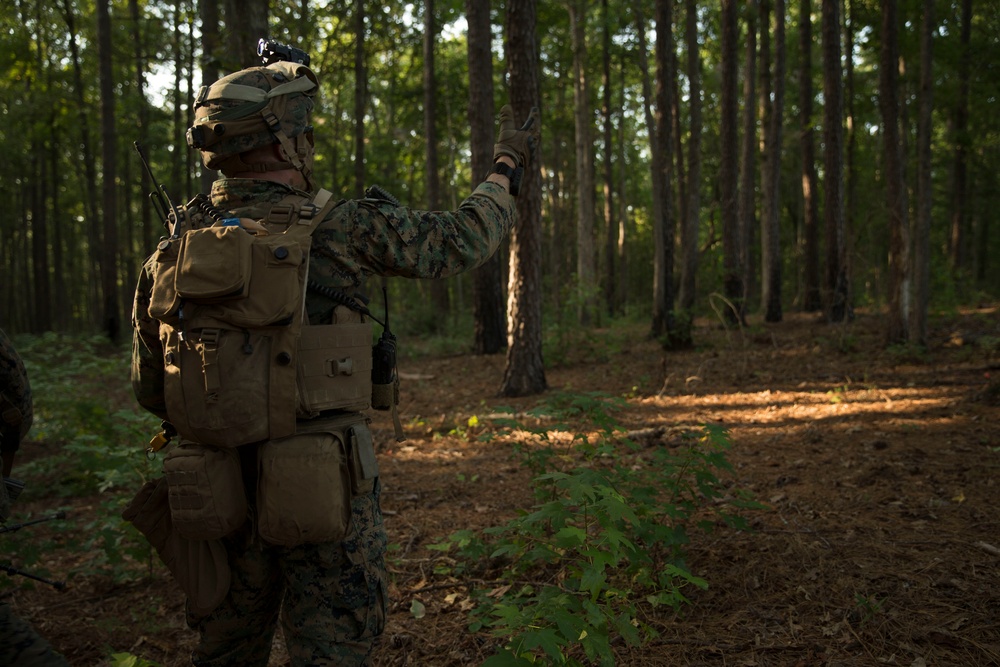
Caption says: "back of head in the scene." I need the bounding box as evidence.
[187,61,318,187]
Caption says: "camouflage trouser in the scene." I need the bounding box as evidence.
[0,601,70,666]
[187,483,388,667]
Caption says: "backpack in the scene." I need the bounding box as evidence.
[145,189,374,448]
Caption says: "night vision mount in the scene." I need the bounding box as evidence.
[257,38,310,66]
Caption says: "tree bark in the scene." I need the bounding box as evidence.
[761,0,785,322]
[880,0,908,342]
[198,0,220,193]
[570,0,597,326]
[354,0,367,198]
[499,0,546,397]
[424,0,450,328]
[721,0,743,324]
[97,0,120,341]
[910,0,933,346]
[224,0,268,68]
[739,0,758,316]
[822,0,848,322]
[798,0,821,311]
[467,0,505,354]
[677,0,702,316]
[948,0,972,273]
[601,0,617,317]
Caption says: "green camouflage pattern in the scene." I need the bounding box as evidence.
[0,603,69,667]
[188,480,387,666]
[130,174,514,664]
[0,327,33,452]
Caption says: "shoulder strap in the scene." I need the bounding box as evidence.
[267,188,337,239]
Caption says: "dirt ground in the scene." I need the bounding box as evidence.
[5,307,999,666]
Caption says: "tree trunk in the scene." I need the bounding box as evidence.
[651,0,686,347]
[97,0,120,342]
[798,0,821,311]
[678,0,702,315]
[948,0,972,273]
[910,0,933,346]
[822,0,848,322]
[601,0,617,317]
[225,0,268,68]
[467,0,505,354]
[721,0,743,324]
[635,3,664,312]
[570,0,597,326]
[880,0,908,343]
[739,0,758,316]
[199,0,220,193]
[61,0,102,323]
[424,0,450,328]
[761,0,785,323]
[499,0,547,397]
[354,0,366,198]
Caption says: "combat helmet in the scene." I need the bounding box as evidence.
[187,61,318,187]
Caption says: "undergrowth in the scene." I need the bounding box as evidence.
[4,333,159,590]
[429,391,760,666]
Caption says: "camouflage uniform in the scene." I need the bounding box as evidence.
[131,178,515,666]
[0,329,70,667]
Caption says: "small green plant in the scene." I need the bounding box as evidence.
[853,592,886,624]
[431,394,760,666]
[108,653,161,667]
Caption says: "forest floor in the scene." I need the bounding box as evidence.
[4,305,1000,666]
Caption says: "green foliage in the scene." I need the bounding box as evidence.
[430,393,760,665]
[108,653,161,667]
[11,334,158,581]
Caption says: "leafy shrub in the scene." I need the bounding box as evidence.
[431,393,759,665]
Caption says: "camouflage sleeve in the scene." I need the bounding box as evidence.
[310,182,516,285]
[0,328,32,453]
[131,256,169,421]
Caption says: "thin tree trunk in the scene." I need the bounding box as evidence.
[198,0,220,193]
[822,0,848,322]
[424,0,449,327]
[601,0,617,317]
[61,0,102,323]
[762,0,785,322]
[880,0,908,342]
[721,0,743,324]
[910,0,933,346]
[678,0,702,315]
[97,0,120,341]
[499,0,546,397]
[354,0,366,198]
[948,0,972,273]
[799,0,821,311]
[570,0,597,326]
[651,0,686,346]
[738,0,758,319]
[468,0,505,354]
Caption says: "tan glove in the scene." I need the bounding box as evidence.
[493,105,540,168]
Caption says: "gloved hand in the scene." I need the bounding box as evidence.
[493,105,540,168]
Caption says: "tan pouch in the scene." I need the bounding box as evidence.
[122,477,231,617]
[257,430,352,547]
[163,443,248,540]
[174,226,253,302]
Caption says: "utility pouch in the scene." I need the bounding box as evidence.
[162,443,247,540]
[347,425,379,496]
[174,226,253,302]
[257,429,352,547]
[122,477,232,617]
